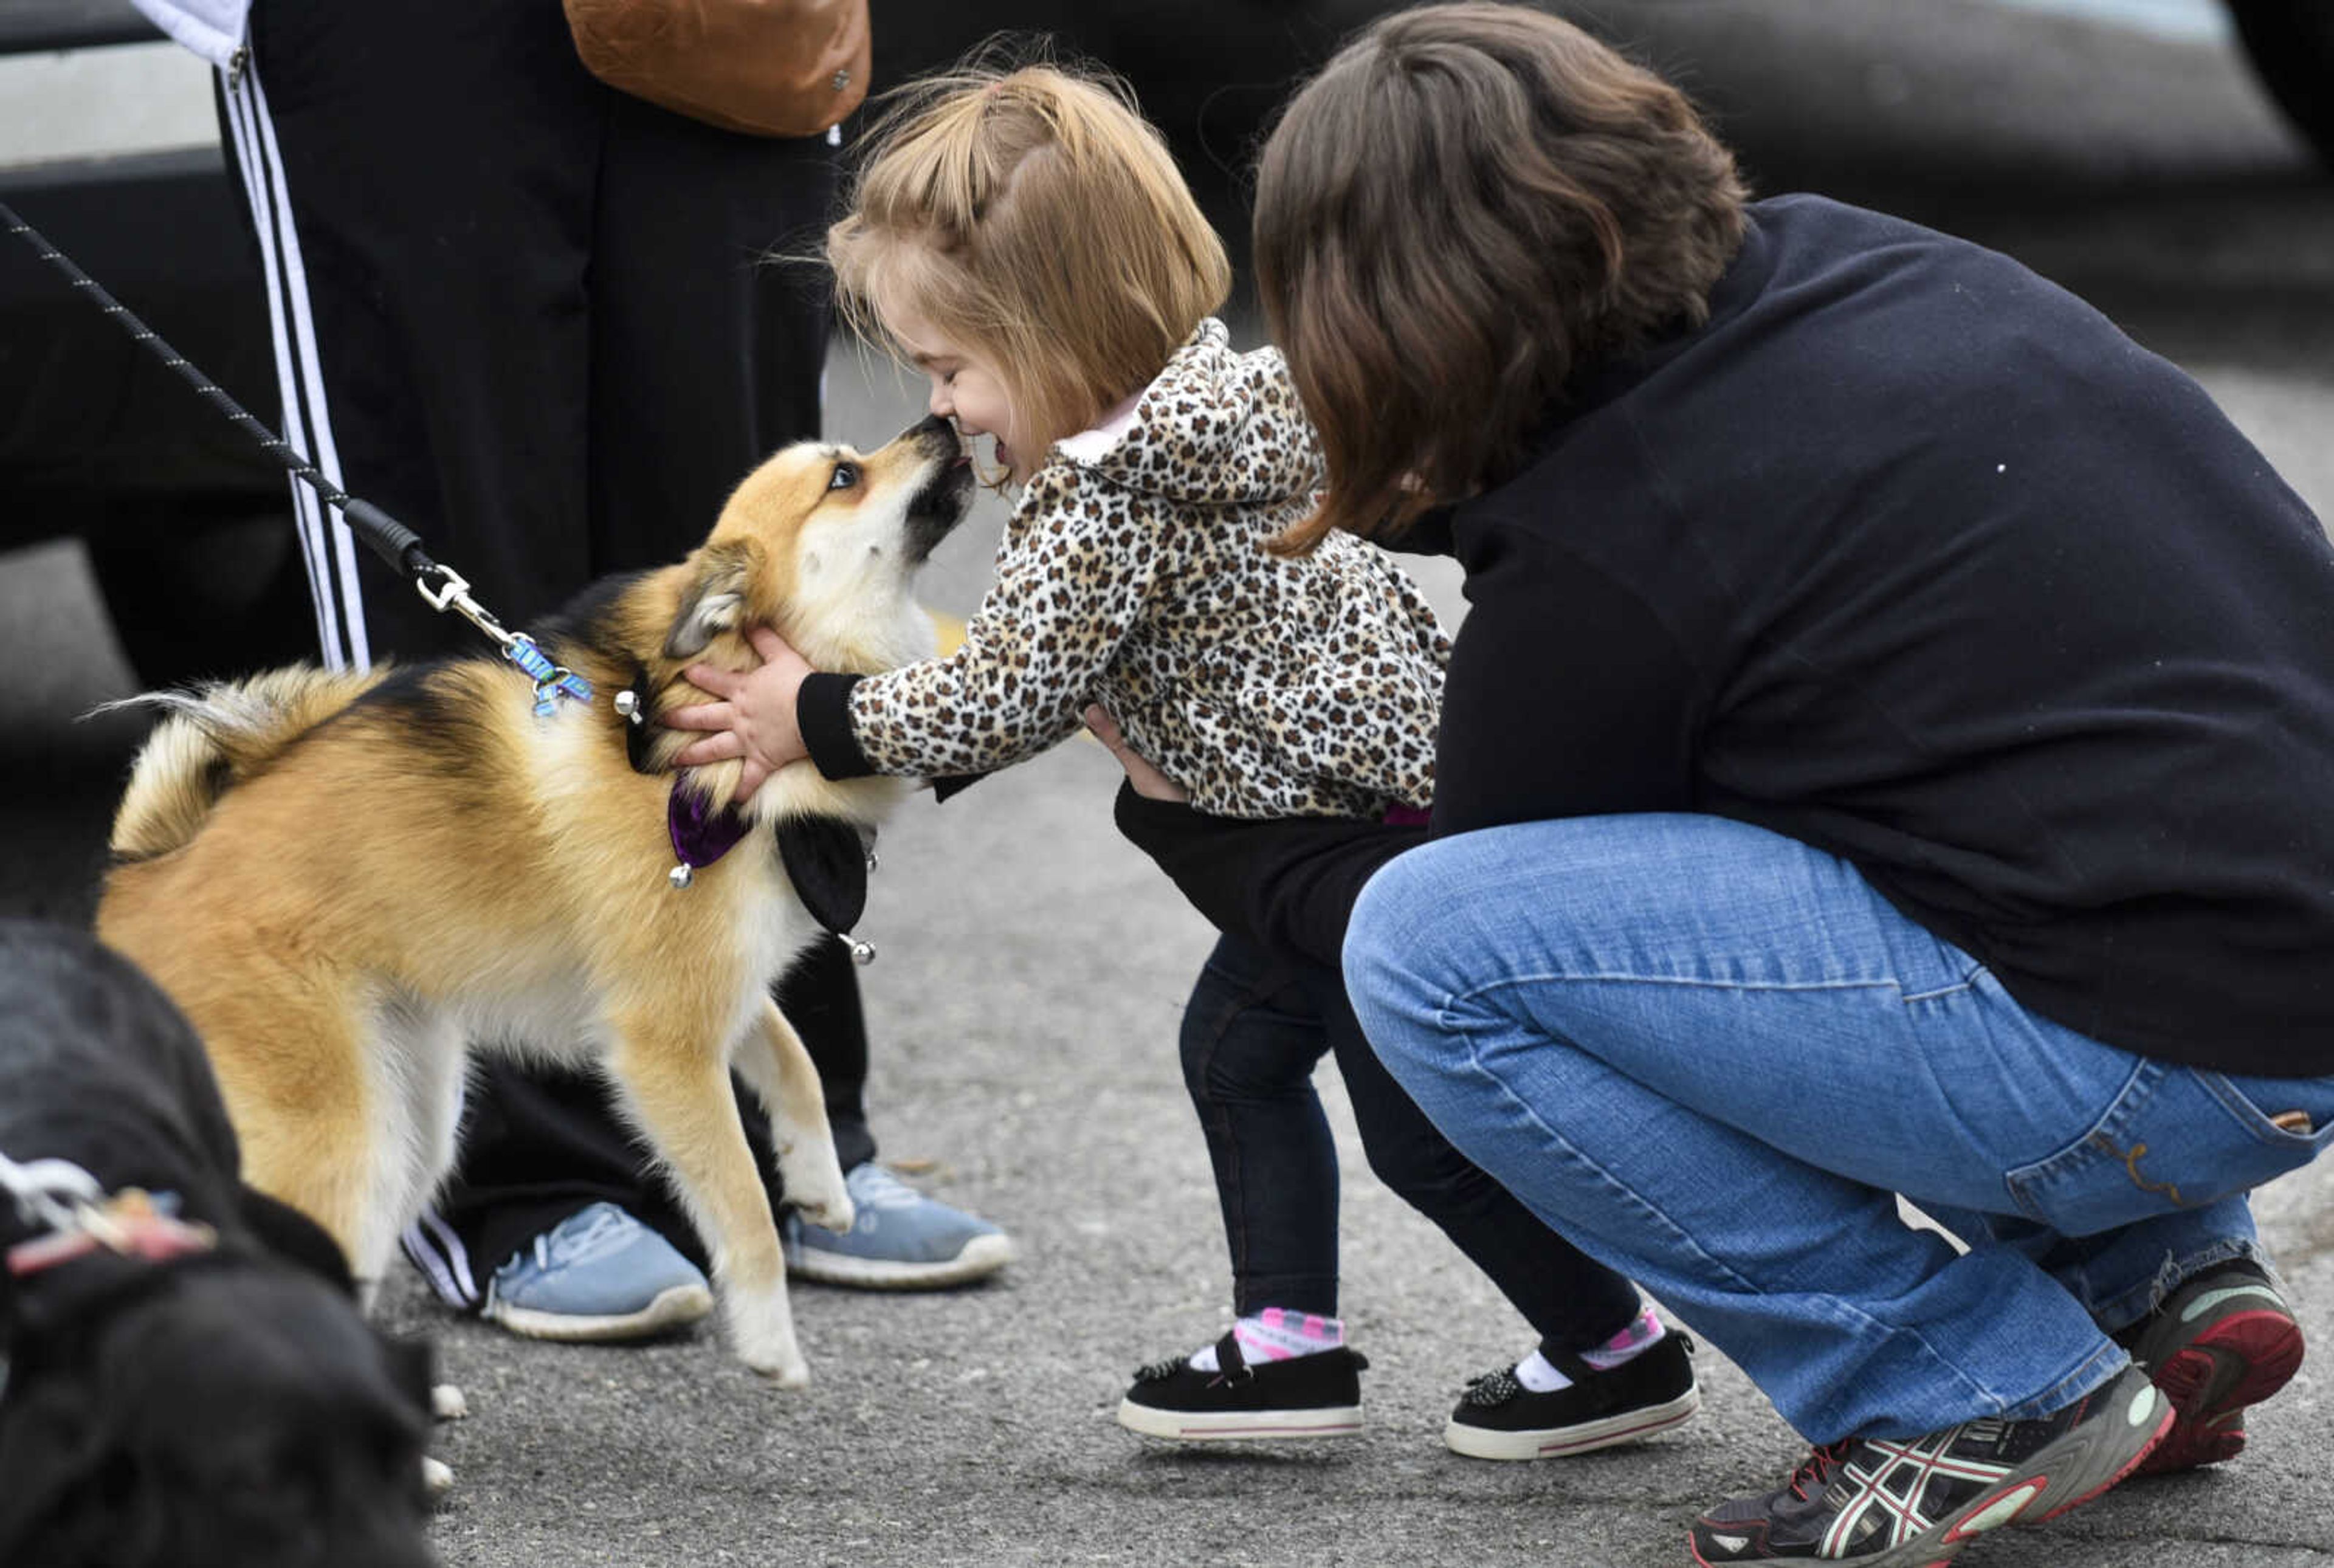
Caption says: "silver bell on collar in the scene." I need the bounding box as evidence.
[669,862,694,890]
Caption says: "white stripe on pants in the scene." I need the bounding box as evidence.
[218,61,371,672]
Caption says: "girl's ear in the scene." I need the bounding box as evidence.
[664,540,762,658]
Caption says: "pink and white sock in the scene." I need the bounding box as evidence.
[1189,1307,1344,1371]
[1516,1308,1668,1392]
[1582,1307,1668,1370]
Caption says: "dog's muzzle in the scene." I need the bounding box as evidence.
[903,415,976,562]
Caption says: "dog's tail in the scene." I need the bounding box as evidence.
[101,666,388,861]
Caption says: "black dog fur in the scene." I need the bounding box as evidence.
[0,919,438,1568]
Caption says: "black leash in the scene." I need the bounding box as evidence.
[0,197,591,711]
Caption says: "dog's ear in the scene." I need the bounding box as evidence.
[664,540,762,659]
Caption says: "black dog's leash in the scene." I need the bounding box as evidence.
[0,198,591,715]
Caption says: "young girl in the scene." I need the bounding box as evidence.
[667,61,1696,1456]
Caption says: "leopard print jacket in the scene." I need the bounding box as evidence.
[847,318,1448,820]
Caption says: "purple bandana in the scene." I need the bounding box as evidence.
[668,784,752,870]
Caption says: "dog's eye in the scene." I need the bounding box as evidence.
[828,462,860,492]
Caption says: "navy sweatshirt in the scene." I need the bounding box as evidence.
[1122,194,2334,1079]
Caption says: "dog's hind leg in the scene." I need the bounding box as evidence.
[309,994,460,1304]
[390,1017,472,1432]
[731,996,854,1234]
[605,1022,809,1386]
[204,986,391,1302]
[380,1006,468,1255]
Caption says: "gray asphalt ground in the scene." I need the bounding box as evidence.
[6,2,2334,1564]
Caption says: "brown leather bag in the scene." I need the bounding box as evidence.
[563,0,870,138]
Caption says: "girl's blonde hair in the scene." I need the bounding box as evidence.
[828,60,1231,455]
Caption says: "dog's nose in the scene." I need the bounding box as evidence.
[906,413,960,454]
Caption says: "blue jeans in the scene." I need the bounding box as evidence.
[1341,814,2334,1443]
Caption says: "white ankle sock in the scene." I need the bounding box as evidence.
[1515,1349,1574,1392]
[1518,1308,1669,1391]
[1189,1307,1344,1370]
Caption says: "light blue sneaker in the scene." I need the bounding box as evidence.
[783,1162,1014,1289]
[480,1202,714,1343]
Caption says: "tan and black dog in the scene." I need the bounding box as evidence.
[95,415,972,1387]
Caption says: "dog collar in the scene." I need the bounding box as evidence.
[5,1188,217,1279]
[662,786,880,965]
[667,784,752,885]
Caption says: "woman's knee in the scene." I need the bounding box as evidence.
[1341,841,1478,1065]
[1345,817,1686,1055]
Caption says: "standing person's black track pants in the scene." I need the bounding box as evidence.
[219,0,862,1302]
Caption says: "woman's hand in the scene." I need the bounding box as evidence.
[1083,704,1188,803]
[665,625,814,805]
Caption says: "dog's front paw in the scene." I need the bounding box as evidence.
[793,1189,855,1235]
[745,1347,813,1389]
[431,1383,468,1422]
[732,1324,811,1389]
[421,1456,455,1499]
[726,1288,810,1389]
[779,1144,853,1234]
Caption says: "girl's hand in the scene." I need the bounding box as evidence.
[1083,704,1188,803]
[666,625,814,805]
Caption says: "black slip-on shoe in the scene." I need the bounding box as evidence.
[1446,1332,1701,1460]
[1116,1332,1366,1442]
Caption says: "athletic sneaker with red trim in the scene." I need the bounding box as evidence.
[1687,1363,2170,1566]
[2119,1260,2304,1475]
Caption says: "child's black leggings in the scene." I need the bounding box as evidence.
[1179,933,1645,1355]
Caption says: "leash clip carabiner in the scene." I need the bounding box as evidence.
[414,562,473,615]
[0,1152,104,1236]
[413,570,596,718]
[416,565,527,661]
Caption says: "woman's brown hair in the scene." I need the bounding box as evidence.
[1255,2,1747,552]
[828,60,1231,457]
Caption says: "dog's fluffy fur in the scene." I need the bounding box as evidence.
[0,918,438,1568]
[95,416,972,1386]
